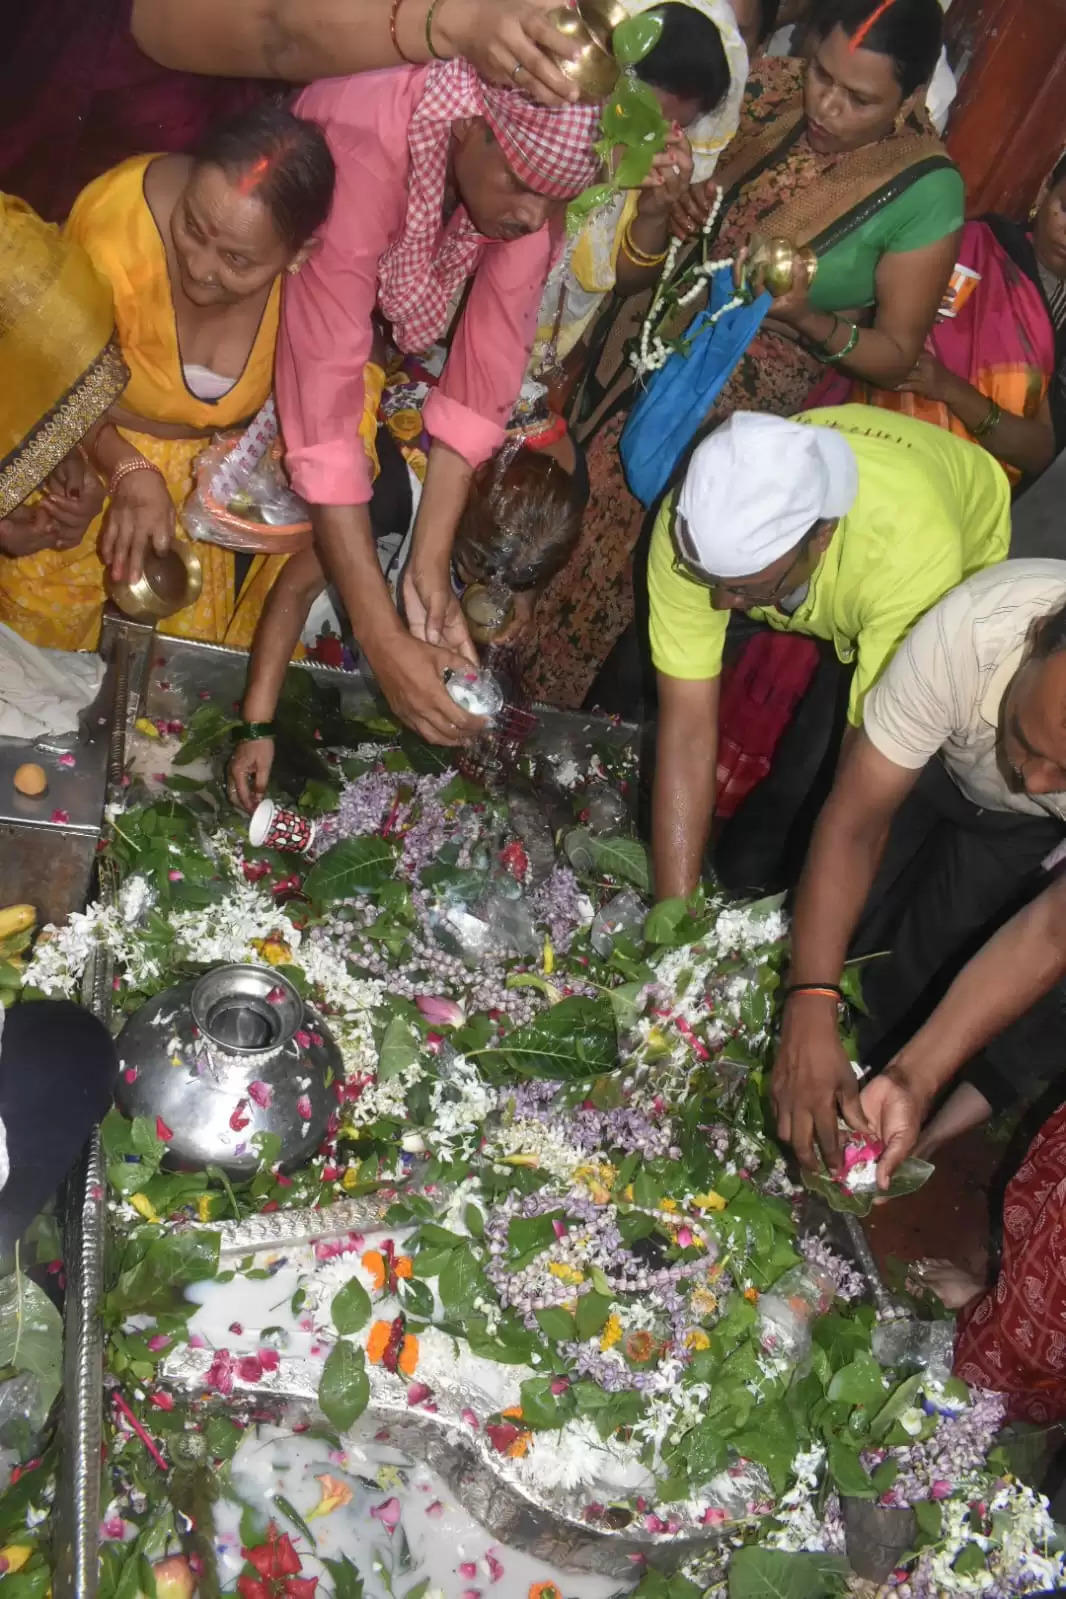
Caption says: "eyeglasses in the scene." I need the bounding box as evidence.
[671,512,829,609]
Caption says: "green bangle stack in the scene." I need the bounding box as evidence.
[972,399,1003,439]
[424,0,447,59]
[236,721,276,742]
[820,319,859,364]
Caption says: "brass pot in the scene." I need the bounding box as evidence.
[105,540,203,622]
[745,233,819,298]
[462,581,516,646]
[545,0,627,102]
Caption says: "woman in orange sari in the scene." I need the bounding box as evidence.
[846,178,1066,485]
[0,104,335,651]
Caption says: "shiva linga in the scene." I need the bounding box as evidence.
[744,233,819,299]
[544,0,628,102]
[115,964,341,1177]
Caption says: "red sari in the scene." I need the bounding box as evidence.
[954,1101,1066,1424]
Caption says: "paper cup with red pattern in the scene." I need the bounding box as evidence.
[248,798,316,854]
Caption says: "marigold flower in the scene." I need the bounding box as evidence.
[130,1193,161,1224]
[394,1256,413,1279]
[197,1194,214,1223]
[743,1286,760,1303]
[599,1312,623,1351]
[398,1335,419,1376]
[684,1329,710,1352]
[367,1320,392,1363]
[529,1583,563,1599]
[362,1250,387,1291]
[692,1191,727,1211]
[507,1431,532,1458]
[501,1406,524,1420]
[341,1166,361,1191]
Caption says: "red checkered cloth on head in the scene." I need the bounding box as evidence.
[378,58,602,354]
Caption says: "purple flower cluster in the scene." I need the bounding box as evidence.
[502,1081,678,1163]
[798,1233,866,1304]
[529,866,589,952]
[867,1388,1007,1508]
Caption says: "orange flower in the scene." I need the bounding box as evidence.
[395,1256,413,1280]
[529,1584,563,1599]
[507,1431,532,1459]
[623,1329,657,1365]
[398,1334,419,1377]
[362,1251,387,1291]
[307,1474,353,1520]
[743,1286,760,1303]
[367,1320,392,1363]
[501,1405,524,1420]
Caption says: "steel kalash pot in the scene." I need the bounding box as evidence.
[115,965,341,1177]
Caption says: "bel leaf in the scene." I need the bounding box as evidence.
[438,1244,481,1309]
[0,1273,63,1416]
[728,1548,850,1599]
[318,1338,370,1430]
[331,1276,372,1336]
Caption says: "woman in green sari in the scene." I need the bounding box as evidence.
[523,0,963,709]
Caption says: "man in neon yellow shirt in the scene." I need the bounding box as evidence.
[649,403,1011,901]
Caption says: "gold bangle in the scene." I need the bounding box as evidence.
[621,218,667,269]
[107,457,164,498]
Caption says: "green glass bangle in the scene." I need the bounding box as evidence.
[236,721,276,742]
[821,320,859,364]
[425,0,447,59]
[972,398,1003,439]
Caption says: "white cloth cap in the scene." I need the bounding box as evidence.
[676,412,860,579]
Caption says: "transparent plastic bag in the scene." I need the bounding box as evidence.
[182,400,312,554]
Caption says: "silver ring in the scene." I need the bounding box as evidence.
[512,61,523,80]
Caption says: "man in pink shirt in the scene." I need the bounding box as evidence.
[274,60,601,744]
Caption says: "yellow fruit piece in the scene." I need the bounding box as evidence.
[0,1545,32,1573]
[13,763,47,797]
[135,717,160,739]
[0,905,35,939]
[130,1193,161,1224]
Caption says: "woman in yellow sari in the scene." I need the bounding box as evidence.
[0,105,335,651]
[0,194,126,560]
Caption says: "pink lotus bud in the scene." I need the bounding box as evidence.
[147,1334,171,1352]
[415,995,465,1028]
[296,1095,312,1120]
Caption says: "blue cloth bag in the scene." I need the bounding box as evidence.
[619,269,771,508]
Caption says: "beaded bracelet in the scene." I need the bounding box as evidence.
[235,721,277,742]
[972,398,1003,439]
[621,219,668,270]
[389,0,415,61]
[425,0,448,60]
[107,457,165,498]
[782,983,845,1004]
[820,321,859,364]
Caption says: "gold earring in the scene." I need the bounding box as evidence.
[893,110,906,135]
[286,261,302,276]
